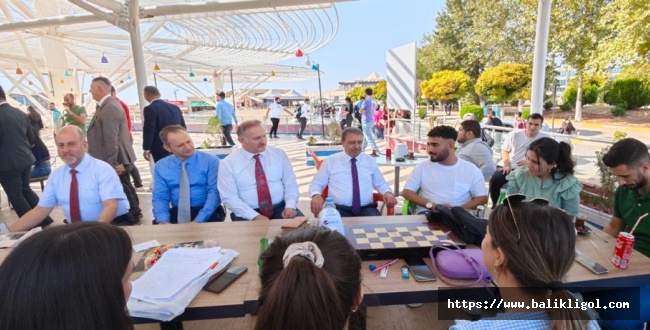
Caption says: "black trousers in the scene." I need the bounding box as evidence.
[119,165,141,219]
[222,124,235,146]
[0,165,53,227]
[335,203,380,217]
[163,205,226,224]
[130,164,143,188]
[269,118,280,136]
[298,117,307,138]
[488,168,508,207]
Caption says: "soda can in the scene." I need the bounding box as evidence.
[611,232,635,269]
[386,148,392,160]
[475,206,485,218]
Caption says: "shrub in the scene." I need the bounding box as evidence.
[559,102,572,111]
[604,78,650,109]
[522,108,531,120]
[417,107,427,119]
[564,83,599,106]
[543,101,553,111]
[459,105,484,122]
[611,104,627,117]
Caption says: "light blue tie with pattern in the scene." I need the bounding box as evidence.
[178,160,191,223]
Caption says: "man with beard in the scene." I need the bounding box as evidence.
[402,126,487,214]
[588,137,650,329]
[456,120,496,181]
[8,126,131,232]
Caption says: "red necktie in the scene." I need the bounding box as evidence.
[254,154,273,218]
[70,169,81,223]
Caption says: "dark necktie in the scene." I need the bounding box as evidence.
[254,154,274,219]
[351,158,361,216]
[70,169,81,223]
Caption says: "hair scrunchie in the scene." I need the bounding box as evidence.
[282,241,325,269]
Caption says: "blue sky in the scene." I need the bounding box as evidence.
[1,0,444,104]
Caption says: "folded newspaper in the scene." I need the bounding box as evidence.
[127,248,239,321]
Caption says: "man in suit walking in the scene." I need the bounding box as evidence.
[142,86,186,162]
[86,77,141,222]
[0,85,53,227]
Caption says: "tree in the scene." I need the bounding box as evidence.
[347,87,366,102]
[563,78,600,106]
[594,0,650,69]
[475,63,532,108]
[420,70,472,104]
[372,80,387,102]
[551,0,611,121]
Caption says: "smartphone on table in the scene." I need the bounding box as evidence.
[404,257,437,282]
[204,265,248,293]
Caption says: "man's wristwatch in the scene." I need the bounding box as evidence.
[425,202,434,210]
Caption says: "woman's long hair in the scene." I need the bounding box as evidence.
[0,223,134,330]
[489,202,590,329]
[528,137,575,180]
[256,227,362,330]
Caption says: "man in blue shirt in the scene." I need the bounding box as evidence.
[152,125,225,224]
[359,88,379,152]
[9,125,131,232]
[215,92,238,146]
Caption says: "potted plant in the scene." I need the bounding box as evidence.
[305,120,343,166]
[197,116,234,159]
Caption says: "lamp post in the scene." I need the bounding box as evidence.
[552,79,558,131]
[312,63,325,138]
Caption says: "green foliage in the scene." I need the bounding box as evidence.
[327,120,342,144]
[522,108,531,120]
[204,116,224,147]
[543,101,553,111]
[417,107,427,119]
[475,63,532,102]
[613,130,628,141]
[420,70,473,102]
[372,81,387,102]
[559,102,573,111]
[347,87,366,102]
[611,104,627,117]
[564,82,599,106]
[459,105,484,122]
[603,78,650,109]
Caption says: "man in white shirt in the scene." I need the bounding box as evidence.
[456,120,496,181]
[218,120,303,220]
[488,113,547,206]
[402,126,488,214]
[296,98,310,140]
[309,128,397,217]
[264,97,291,139]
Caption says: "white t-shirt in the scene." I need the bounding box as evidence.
[268,103,284,118]
[404,158,487,214]
[299,104,309,118]
[499,130,547,168]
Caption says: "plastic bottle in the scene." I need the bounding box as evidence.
[318,198,345,233]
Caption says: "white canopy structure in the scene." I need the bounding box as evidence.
[0,0,352,115]
[258,89,283,99]
[281,89,305,99]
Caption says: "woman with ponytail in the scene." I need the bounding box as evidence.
[452,200,599,329]
[505,137,582,217]
[256,227,363,330]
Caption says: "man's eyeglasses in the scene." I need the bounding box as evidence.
[501,194,550,244]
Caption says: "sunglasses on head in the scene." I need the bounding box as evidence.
[501,194,550,244]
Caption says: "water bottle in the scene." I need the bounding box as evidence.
[318,198,345,233]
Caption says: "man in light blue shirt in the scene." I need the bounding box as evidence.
[152,125,225,224]
[359,88,379,152]
[215,91,238,146]
[9,125,131,232]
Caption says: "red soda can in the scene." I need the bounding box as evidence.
[386,148,392,160]
[611,232,635,269]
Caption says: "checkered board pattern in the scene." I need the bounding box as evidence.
[348,223,454,250]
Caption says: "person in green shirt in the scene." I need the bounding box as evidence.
[62,93,87,132]
[596,137,650,330]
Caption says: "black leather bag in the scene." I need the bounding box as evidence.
[426,206,487,246]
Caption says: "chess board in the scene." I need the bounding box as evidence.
[345,222,464,260]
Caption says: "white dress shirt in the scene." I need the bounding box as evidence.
[309,152,391,207]
[218,145,299,220]
[404,158,487,214]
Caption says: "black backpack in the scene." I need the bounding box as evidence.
[294,105,302,119]
[426,206,487,246]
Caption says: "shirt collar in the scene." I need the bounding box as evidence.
[0,101,7,106]
[172,151,198,165]
[98,94,111,107]
[460,137,481,146]
[240,147,267,161]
